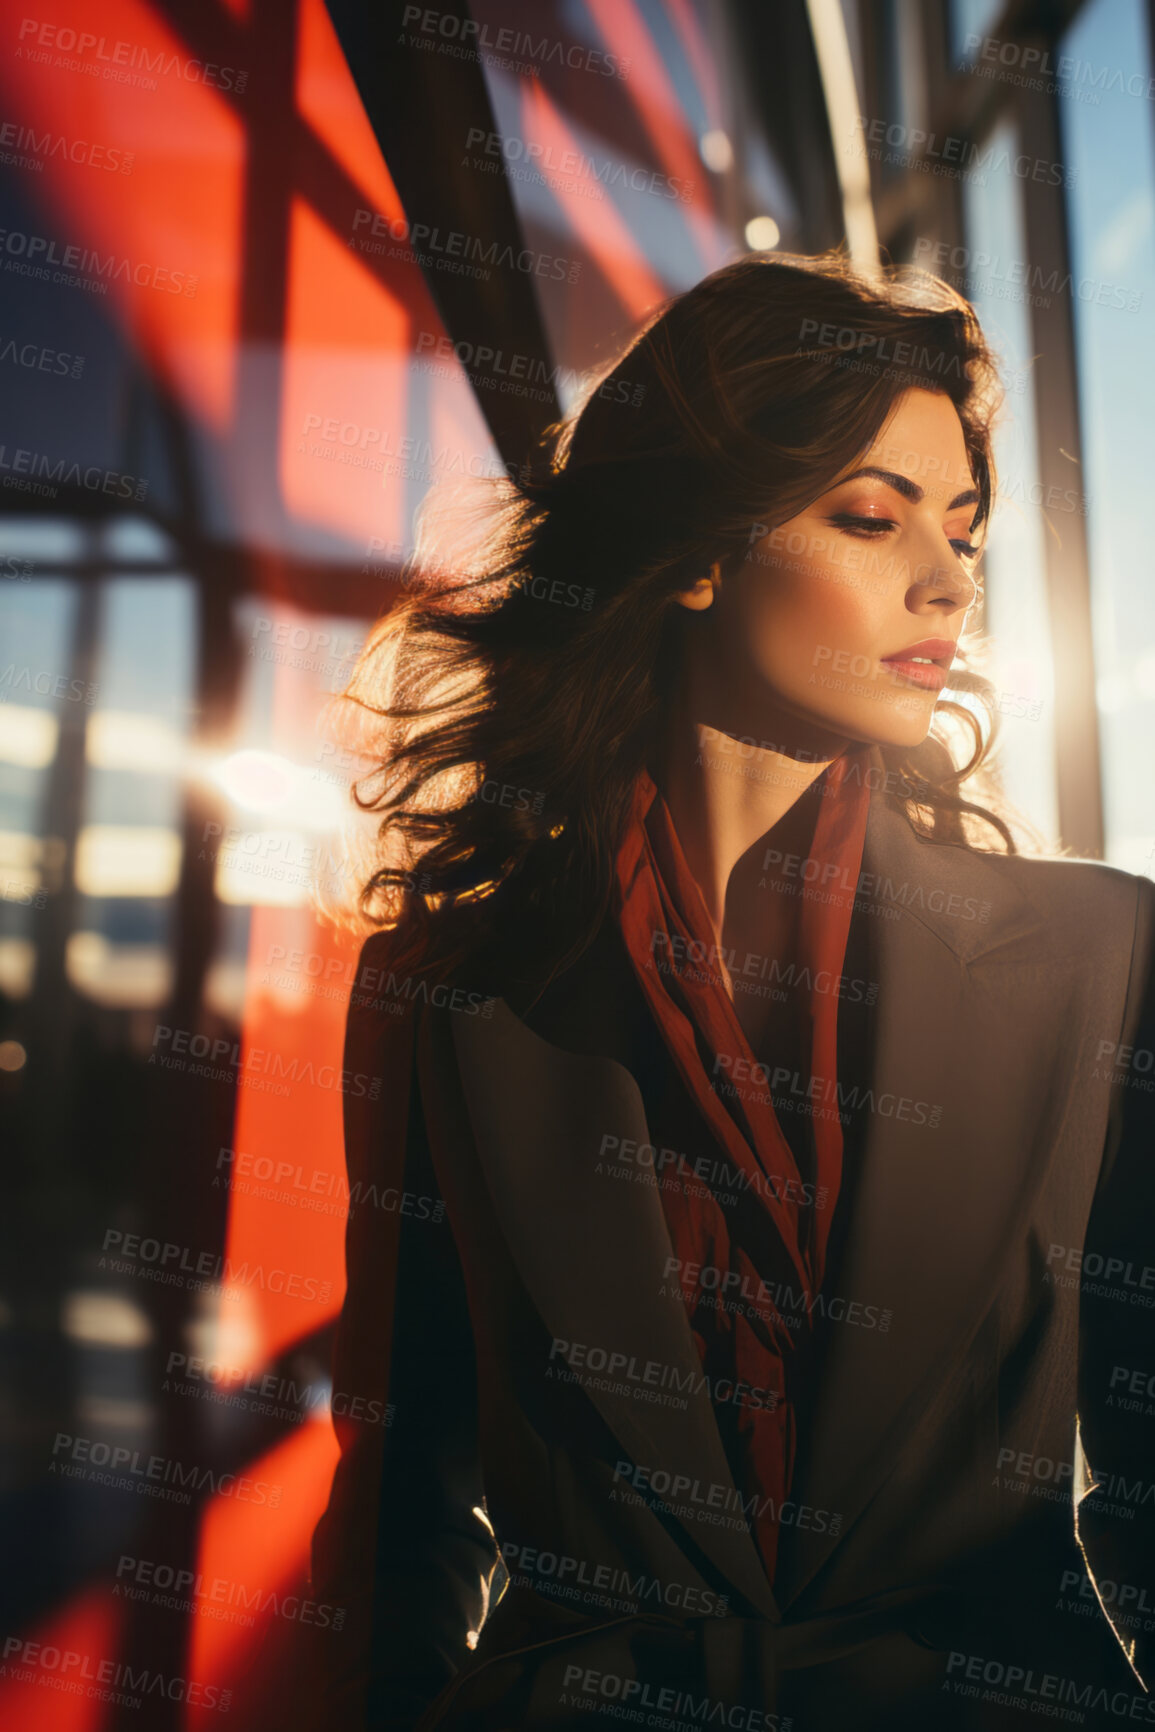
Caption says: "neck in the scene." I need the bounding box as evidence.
[656,695,849,934]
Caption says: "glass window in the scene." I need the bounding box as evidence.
[893,0,928,137]
[951,0,1005,63]
[208,597,364,912]
[1061,0,1155,874]
[71,577,198,1006]
[962,117,1060,846]
[0,577,78,997]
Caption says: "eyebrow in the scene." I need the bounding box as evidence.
[837,466,979,511]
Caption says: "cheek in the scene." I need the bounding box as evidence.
[735,555,885,677]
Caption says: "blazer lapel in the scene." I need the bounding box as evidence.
[774,797,1051,1609]
[448,998,779,1618]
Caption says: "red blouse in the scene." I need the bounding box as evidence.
[611,748,872,1582]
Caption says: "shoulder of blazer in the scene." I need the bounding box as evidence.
[992,847,1153,944]
[861,794,1152,971]
[340,821,1155,1030]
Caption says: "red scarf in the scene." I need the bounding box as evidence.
[611,747,871,1583]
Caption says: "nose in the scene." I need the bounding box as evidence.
[905,542,978,617]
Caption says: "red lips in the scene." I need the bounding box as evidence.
[879,638,957,693]
[880,637,957,665]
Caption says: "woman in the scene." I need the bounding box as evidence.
[311,253,1155,1731]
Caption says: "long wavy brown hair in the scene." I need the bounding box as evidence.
[333,249,1018,990]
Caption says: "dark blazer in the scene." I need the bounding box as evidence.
[310,787,1155,1732]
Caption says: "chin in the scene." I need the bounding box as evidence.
[870,721,936,751]
[818,697,937,751]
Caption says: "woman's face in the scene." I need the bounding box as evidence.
[683,388,982,753]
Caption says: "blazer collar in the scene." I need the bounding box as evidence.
[854,759,1046,967]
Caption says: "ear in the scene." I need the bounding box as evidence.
[672,562,720,612]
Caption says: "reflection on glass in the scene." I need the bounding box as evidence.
[65,931,174,1008]
[100,517,178,563]
[73,826,183,898]
[0,707,59,768]
[0,578,78,994]
[70,576,197,1005]
[962,117,1059,846]
[214,599,369,911]
[1062,0,1155,873]
[86,712,185,773]
[0,517,86,564]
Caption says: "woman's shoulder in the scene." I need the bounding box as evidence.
[344,908,621,1024]
[966,842,1152,920]
[930,832,1154,962]
[868,800,1154,964]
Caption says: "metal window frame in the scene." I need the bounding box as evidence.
[852,0,1107,857]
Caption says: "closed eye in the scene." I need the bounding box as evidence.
[829,512,981,561]
[826,513,895,537]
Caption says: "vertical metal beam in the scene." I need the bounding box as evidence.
[806,0,882,270]
[1016,79,1104,858]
